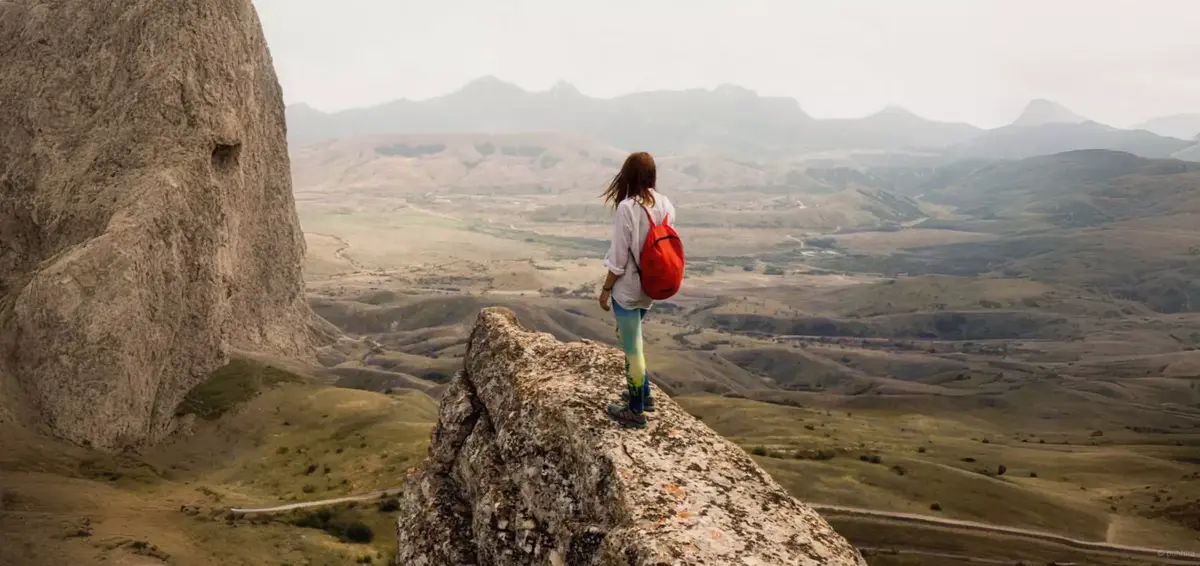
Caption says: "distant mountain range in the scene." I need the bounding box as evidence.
[286,77,1199,160]
[1132,114,1200,140]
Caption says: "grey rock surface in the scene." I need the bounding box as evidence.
[0,0,324,449]
[396,307,866,565]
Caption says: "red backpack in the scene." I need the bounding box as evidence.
[633,204,685,300]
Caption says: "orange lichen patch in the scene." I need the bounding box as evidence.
[664,483,685,499]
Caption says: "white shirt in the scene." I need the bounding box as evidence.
[603,190,677,310]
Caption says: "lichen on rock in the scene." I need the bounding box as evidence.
[396,307,866,565]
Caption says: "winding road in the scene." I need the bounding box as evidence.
[229,491,1200,563]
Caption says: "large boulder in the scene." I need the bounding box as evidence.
[0,0,324,449]
[395,307,866,565]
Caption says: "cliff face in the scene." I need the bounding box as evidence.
[0,0,321,449]
[396,308,866,565]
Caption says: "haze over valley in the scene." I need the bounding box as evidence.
[3,1,1200,565]
[283,77,1200,563]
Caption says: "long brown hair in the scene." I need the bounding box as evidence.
[602,152,656,209]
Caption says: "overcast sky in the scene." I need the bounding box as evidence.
[253,0,1200,129]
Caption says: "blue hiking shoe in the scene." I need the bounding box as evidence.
[606,403,647,429]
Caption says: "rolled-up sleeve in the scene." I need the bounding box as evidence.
[604,204,632,276]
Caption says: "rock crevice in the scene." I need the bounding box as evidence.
[396,307,866,565]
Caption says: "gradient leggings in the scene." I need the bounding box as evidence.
[612,300,652,414]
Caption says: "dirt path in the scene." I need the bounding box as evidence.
[229,492,1199,562]
[307,231,367,272]
[229,489,402,514]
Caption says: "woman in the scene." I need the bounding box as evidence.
[598,151,676,429]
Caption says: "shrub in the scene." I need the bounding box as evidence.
[276,446,289,455]
[292,509,373,544]
[343,522,374,544]
[961,457,976,463]
[304,464,318,475]
[917,447,926,453]
[930,503,943,511]
[0,489,19,510]
[379,498,401,513]
[302,484,316,494]
[869,455,883,464]
[805,237,837,249]
[997,464,1007,476]
[1029,471,1038,478]
[891,465,908,476]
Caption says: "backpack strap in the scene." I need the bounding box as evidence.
[639,202,656,227]
[630,202,655,275]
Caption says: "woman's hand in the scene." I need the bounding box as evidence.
[599,271,618,312]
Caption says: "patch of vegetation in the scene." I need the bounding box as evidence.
[0,489,19,510]
[176,358,304,420]
[501,145,546,157]
[291,509,376,544]
[375,143,446,158]
[805,236,837,249]
[794,449,837,461]
[378,498,400,513]
[126,540,170,561]
[475,142,495,155]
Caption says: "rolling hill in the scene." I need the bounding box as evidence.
[816,150,1200,313]
[948,121,1194,160]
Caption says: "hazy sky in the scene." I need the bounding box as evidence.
[253,0,1200,129]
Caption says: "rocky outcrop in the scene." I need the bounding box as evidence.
[0,0,323,449]
[396,308,866,565]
